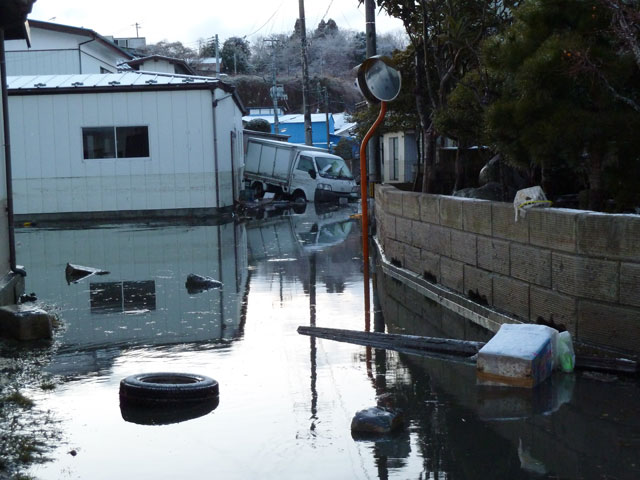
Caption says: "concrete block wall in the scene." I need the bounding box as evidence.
[375,184,640,355]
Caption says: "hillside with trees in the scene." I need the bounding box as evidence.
[141,19,406,113]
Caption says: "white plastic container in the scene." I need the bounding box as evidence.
[477,324,557,388]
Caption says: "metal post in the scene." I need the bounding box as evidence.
[0,29,23,275]
[215,34,220,78]
[264,38,280,134]
[365,0,381,184]
[324,88,330,151]
[359,102,387,326]
[298,0,313,146]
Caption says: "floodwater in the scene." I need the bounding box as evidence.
[13,203,640,480]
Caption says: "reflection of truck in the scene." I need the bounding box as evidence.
[244,138,359,203]
[247,203,356,261]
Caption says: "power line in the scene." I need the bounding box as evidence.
[243,2,284,38]
[320,0,335,22]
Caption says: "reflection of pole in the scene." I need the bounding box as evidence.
[360,102,388,330]
[309,253,318,425]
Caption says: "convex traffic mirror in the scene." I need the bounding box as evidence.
[356,56,402,103]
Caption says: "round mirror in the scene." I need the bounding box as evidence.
[356,56,402,103]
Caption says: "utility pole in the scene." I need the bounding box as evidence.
[324,88,330,151]
[365,0,380,185]
[264,38,280,134]
[215,34,220,78]
[134,23,141,38]
[298,0,313,146]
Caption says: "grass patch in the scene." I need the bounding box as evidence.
[2,392,34,409]
[40,381,56,391]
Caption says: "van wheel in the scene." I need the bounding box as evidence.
[292,191,306,203]
[252,182,264,198]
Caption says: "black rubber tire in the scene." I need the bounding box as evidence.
[292,190,306,203]
[119,372,219,406]
[252,182,264,198]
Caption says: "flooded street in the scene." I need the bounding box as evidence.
[12,204,640,480]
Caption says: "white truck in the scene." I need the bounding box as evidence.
[244,137,359,203]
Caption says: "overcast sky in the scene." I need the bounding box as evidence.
[30,0,405,48]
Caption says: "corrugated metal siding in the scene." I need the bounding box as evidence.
[6,50,80,76]
[9,88,228,215]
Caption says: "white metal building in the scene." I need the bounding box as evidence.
[122,55,196,76]
[7,71,246,220]
[381,130,418,184]
[4,19,133,75]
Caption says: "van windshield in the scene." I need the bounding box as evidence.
[315,156,354,180]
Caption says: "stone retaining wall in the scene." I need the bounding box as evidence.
[374,184,640,355]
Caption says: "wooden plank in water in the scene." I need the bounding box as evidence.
[297,326,639,375]
[297,326,484,357]
[574,356,639,374]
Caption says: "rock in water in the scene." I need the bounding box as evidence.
[351,406,404,434]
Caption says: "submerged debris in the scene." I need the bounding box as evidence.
[19,292,37,303]
[351,406,404,435]
[65,263,109,284]
[0,305,55,341]
[185,274,223,294]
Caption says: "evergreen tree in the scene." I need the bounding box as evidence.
[484,0,640,209]
[221,37,251,74]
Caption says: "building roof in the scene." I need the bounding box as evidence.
[7,71,247,114]
[26,19,134,60]
[121,55,196,75]
[0,0,35,43]
[242,113,333,124]
[198,57,221,65]
[334,123,357,137]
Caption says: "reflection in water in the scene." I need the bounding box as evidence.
[309,252,318,432]
[17,220,249,365]
[374,256,640,479]
[10,205,640,480]
[120,395,220,426]
[90,280,156,314]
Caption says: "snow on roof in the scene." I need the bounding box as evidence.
[242,113,333,124]
[334,123,357,137]
[7,71,222,90]
[198,57,221,65]
[333,112,350,130]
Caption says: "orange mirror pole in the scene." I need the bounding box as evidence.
[359,101,387,331]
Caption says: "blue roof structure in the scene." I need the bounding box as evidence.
[243,113,335,149]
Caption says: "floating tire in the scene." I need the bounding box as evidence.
[119,372,219,406]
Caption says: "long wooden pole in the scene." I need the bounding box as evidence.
[298,0,313,145]
[359,101,387,329]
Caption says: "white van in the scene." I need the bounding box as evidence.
[244,138,358,203]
